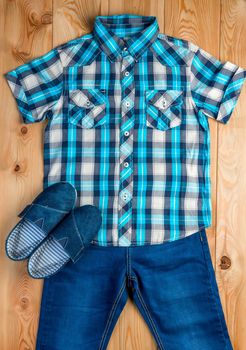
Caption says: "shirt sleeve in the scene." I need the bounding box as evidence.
[191,47,246,124]
[4,47,63,124]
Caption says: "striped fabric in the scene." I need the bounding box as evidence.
[28,236,70,278]
[6,219,46,259]
[4,14,246,247]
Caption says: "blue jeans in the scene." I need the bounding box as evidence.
[36,229,233,350]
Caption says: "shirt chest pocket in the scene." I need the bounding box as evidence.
[68,89,107,129]
[145,90,184,131]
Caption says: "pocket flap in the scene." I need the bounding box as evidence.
[68,88,107,129]
[146,90,183,110]
[145,90,183,131]
[69,89,106,109]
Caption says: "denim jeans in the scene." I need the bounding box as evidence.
[36,228,233,350]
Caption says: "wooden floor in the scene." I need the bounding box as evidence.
[0,0,246,349]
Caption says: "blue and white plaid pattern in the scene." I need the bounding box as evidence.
[4,14,246,246]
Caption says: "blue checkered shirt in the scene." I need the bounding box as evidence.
[4,14,246,246]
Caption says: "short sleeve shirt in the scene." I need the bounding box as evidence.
[4,14,246,247]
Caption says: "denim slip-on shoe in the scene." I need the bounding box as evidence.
[27,205,102,279]
[5,182,77,261]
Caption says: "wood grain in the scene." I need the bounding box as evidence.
[216,1,246,349]
[0,1,245,349]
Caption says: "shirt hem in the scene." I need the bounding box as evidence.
[91,223,212,247]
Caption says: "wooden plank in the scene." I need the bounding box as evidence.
[217,1,246,349]
[0,1,53,349]
[53,0,103,45]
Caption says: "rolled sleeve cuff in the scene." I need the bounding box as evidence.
[4,70,36,124]
[217,65,246,124]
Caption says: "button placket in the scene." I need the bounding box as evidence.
[118,54,135,242]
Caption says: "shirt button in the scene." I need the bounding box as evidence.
[124,162,129,168]
[86,100,91,107]
[123,47,128,51]
[124,131,129,137]
[162,99,167,107]
[125,101,131,108]
[125,71,130,77]
[123,193,128,200]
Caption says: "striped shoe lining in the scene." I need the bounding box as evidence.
[28,236,69,278]
[6,219,46,259]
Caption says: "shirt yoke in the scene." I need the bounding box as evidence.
[56,33,101,67]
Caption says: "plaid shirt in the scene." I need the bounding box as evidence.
[4,14,246,247]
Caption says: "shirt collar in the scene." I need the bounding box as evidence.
[93,14,160,62]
